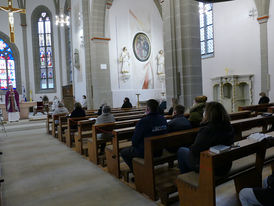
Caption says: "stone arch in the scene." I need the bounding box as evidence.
[31,5,56,93]
[0,31,22,95]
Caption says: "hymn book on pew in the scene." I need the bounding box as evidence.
[209,145,231,154]
[247,133,271,142]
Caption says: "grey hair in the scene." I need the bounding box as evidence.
[102,105,111,114]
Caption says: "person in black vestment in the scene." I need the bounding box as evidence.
[70,102,86,118]
[258,92,270,104]
[121,97,132,109]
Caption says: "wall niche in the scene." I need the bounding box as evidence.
[212,74,253,113]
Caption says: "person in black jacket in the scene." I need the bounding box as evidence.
[70,102,86,118]
[121,97,132,109]
[177,101,234,174]
[239,172,274,206]
[120,99,168,172]
[168,105,191,132]
[258,92,270,104]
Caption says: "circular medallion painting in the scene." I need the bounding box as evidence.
[133,33,151,62]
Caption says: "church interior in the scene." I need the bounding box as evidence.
[0,0,274,205]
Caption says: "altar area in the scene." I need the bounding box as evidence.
[0,102,37,121]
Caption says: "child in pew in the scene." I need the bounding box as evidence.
[177,101,234,175]
[120,99,168,173]
[239,172,274,206]
[95,105,115,155]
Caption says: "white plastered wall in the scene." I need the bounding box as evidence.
[108,0,164,107]
[70,0,87,103]
[202,0,262,104]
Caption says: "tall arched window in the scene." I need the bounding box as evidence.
[199,3,214,58]
[0,38,16,90]
[32,6,56,93]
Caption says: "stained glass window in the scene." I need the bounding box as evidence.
[37,12,54,90]
[0,38,16,90]
[199,3,214,57]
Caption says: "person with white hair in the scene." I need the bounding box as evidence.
[95,105,115,154]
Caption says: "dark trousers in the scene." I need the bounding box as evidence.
[120,147,144,172]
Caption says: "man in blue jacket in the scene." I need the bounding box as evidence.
[121,99,168,172]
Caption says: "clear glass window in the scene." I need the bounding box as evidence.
[199,2,214,57]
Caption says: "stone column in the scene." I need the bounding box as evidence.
[18,0,30,99]
[162,0,202,109]
[254,0,270,94]
[82,0,93,109]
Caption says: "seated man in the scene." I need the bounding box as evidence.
[239,172,274,206]
[168,104,192,132]
[95,105,115,154]
[120,99,168,172]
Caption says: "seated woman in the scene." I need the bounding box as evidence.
[70,102,86,118]
[121,97,133,109]
[177,102,234,175]
[189,95,207,127]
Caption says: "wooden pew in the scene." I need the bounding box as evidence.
[51,113,67,138]
[133,128,199,202]
[65,117,89,147]
[57,115,68,142]
[46,113,52,134]
[75,119,96,154]
[106,126,135,178]
[132,115,274,204]
[176,138,274,206]
[229,110,251,121]
[88,120,140,165]
[105,112,254,180]
[238,103,274,115]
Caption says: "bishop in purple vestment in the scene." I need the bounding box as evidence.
[5,85,20,122]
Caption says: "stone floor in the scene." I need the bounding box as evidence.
[0,120,272,206]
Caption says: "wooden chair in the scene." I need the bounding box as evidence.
[33,101,45,115]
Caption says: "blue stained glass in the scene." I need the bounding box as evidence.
[207,25,213,39]
[207,40,214,53]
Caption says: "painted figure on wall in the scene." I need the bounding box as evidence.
[5,85,20,122]
[142,62,154,89]
[119,47,131,74]
[156,50,165,75]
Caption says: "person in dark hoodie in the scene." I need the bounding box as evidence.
[177,102,234,175]
[239,172,274,206]
[120,99,168,172]
[121,97,133,109]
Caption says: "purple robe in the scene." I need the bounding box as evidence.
[5,90,20,112]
